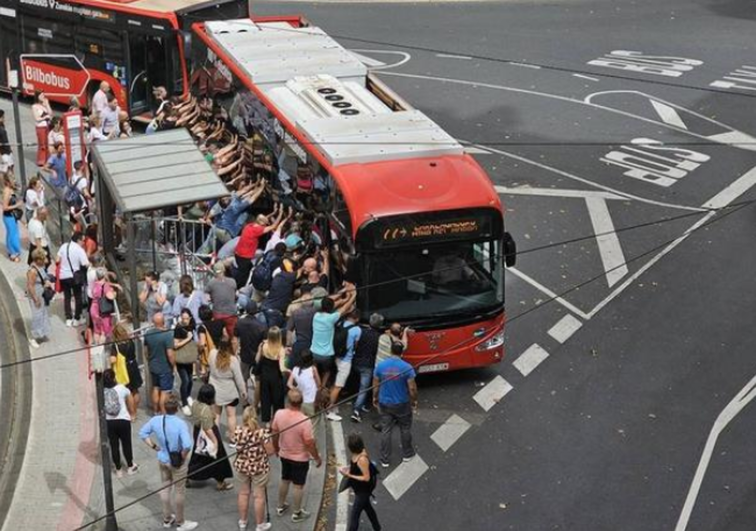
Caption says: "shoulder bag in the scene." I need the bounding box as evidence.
[65,243,87,286]
[163,415,185,469]
[98,282,116,317]
[112,343,130,386]
[175,330,199,365]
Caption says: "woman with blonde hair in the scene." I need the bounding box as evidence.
[2,172,23,262]
[111,323,143,417]
[208,339,246,444]
[26,248,53,348]
[235,406,274,531]
[256,326,288,425]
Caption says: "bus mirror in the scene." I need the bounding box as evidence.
[503,232,517,268]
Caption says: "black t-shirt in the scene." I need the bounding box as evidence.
[235,315,267,365]
[302,274,329,293]
[262,271,296,313]
[353,326,380,368]
[200,320,225,346]
[290,306,317,346]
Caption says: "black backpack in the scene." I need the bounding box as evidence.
[250,250,278,291]
[367,460,380,494]
[333,320,356,358]
[64,176,86,210]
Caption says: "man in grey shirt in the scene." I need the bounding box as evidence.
[205,261,238,345]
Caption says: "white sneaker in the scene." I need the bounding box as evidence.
[182,405,192,416]
[127,463,139,476]
[238,520,248,531]
[65,319,74,327]
[28,338,40,349]
[187,397,194,406]
[326,412,342,422]
[176,521,198,531]
[256,523,272,531]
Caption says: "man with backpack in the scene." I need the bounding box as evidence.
[326,309,361,422]
[310,290,357,396]
[250,242,286,293]
[65,161,90,215]
[235,209,284,288]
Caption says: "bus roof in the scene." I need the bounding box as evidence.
[63,0,231,15]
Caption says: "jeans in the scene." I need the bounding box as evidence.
[107,419,134,470]
[159,460,189,523]
[60,277,83,320]
[348,491,381,531]
[197,226,231,255]
[3,215,21,257]
[176,363,193,407]
[379,402,414,463]
[353,366,374,413]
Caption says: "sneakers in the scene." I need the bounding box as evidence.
[187,397,194,406]
[326,412,342,422]
[256,523,272,531]
[291,510,310,523]
[350,411,362,423]
[402,455,416,463]
[360,405,371,413]
[181,405,192,417]
[163,515,176,528]
[380,461,390,469]
[115,468,124,478]
[276,504,290,516]
[65,319,74,327]
[28,338,40,349]
[127,463,139,476]
[238,521,248,531]
[176,521,198,531]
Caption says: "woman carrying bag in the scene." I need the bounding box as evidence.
[26,248,54,349]
[235,406,275,531]
[174,309,199,416]
[339,434,381,531]
[111,323,143,419]
[90,267,118,343]
[187,384,234,491]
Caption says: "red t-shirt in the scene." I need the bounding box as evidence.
[235,223,266,259]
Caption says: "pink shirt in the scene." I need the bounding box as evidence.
[272,408,313,463]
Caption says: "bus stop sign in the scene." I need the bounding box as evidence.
[19,54,91,98]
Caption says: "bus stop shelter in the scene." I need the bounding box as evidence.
[90,128,228,324]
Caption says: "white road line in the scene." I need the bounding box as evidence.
[382,454,429,501]
[512,343,550,377]
[706,130,756,150]
[703,166,756,209]
[509,62,541,69]
[573,73,600,82]
[330,421,349,531]
[548,314,583,344]
[436,53,472,60]
[508,267,591,320]
[585,197,629,287]
[495,185,625,201]
[430,414,472,452]
[675,372,756,531]
[466,146,493,155]
[473,375,513,412]
[349,49,411,71]
[348,51,385,68]
[650,100,688,129]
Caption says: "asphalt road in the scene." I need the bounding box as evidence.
[252,0,756,529]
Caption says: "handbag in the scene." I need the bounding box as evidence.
[35,267,55,306]
[163,415,185,468]
[194,423,217,459]
[98,283,116,317]
[112,344,130,386]
[175,335,199,365]
[65,242,87,286]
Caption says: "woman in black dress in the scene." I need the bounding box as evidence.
[111,323,143,418]
[187,383,234,490]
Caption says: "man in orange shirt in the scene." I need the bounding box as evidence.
[272,389,322,523]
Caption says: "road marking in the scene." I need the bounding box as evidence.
[512,343,550,377]
[382,454,429,500]
[585,197,629,287]
[675,372,756,531]
[702,166,756,209]
[436,53,472,60]
[508,267,591,320]
[430,414,472,452]
[349,49,411,71]
[573,73,599,82]
[330,421,349,531]
[473,375,513,412]
[349,51,385,68]
[650,100,688,129]
[495,185,625,201]
[705,130,756,149]
[466,146,493,155]
[548,314,583,344]
[509,62,541,69]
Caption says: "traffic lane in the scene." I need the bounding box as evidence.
[374,202,756,531]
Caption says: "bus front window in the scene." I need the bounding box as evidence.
[364,239,503,323]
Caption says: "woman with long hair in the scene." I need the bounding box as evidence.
[256,326,287,425]
[2,173,22,261]
[90,267,118,343]
[24,175,45,223]
[187,384,234,491]
[339,433,381,531]
[288,349,321,420]
[172,274,203,325]
[208,339,246,444]
[111,323,143,417]
[174,308,198,416]
[103,369,138,478]
[32,91,52,166]
[47,116,65,153]
[235,406,274,531]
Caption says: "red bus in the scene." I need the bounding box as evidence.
[0,0,248,118]
[188,17,516,373]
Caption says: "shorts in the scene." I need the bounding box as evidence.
[238,470,270,488]
[151,371,174,392]
[334,359,352,388]
[313,354,335,376]
[280,457,310,486]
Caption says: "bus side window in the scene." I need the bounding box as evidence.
[21,16,74,55]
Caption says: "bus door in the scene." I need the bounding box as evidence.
[127,32,169,116]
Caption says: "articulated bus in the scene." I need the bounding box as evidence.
[0,0,248,118]
[189,18,516,372]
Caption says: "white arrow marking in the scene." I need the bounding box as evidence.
[585,197,628,287]
[348,51,385,68]
[495,185,625,201]
[650,100,688,129]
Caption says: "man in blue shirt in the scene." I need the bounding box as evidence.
[139,393,197,531]
[41,142,67,189]
[373,342,418,467]
[326,309,361,422]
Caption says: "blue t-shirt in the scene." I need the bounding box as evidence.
[375,357,415,406]
[138,414,193,465]
[215,193,250,237]
[47,154,67,188]
[310,311,341,356]
[343,322,362,363]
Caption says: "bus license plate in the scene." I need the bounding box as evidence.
[418,363,449,374]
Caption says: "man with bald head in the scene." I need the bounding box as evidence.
[272,389,322,523]
[144,312,176,414]
[92,81,111,118]
[299,251,329,293]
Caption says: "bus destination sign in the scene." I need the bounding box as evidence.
[381,219,482,245]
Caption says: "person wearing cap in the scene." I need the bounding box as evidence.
[235,299,268,384]
[205,260,238,341]
[260,258,297,329]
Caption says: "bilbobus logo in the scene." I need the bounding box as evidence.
[24,65,71,90]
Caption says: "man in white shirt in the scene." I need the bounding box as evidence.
[101,94,121,137]
[27,207,51,267]
[91,81,111,118]
[56,232,90,326]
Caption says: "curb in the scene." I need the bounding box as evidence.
[0,260,33,531]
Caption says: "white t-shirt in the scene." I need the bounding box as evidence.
[292,366,318,404]
[73,173,88,194]
[28,218,49,247]
[88,127,107,144]
[86,267,98,298]
[92,90,108,117]
[57,241,90,280]
[105,385,131,421]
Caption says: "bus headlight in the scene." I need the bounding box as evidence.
[475,330,504,352]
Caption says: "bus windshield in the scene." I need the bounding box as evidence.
[364,239,503,323]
